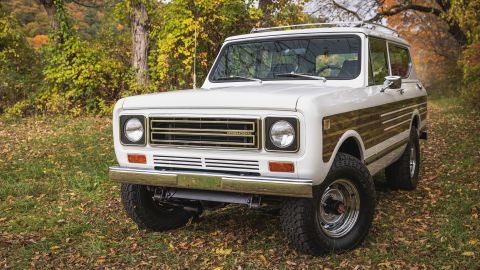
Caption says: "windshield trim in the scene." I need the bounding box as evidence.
[208,34,362,84]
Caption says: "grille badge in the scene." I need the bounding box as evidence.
[226,131,251,136]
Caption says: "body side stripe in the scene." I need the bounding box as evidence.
[322,95,427,162]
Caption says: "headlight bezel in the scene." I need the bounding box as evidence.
[120,115,146,146]
[264,117,299,152]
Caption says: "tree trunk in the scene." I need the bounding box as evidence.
[447,22,468,47]
[131,0,149,87]
[258,0,272,25]
[37,0,60,31]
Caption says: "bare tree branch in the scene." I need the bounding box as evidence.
[68,0,105,8]
[368,4,442,22]
[331,0,361,20]
[364,1,467,45]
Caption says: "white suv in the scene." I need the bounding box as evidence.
[110,22,428,255]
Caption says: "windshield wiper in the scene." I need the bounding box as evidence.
[275,72,327,82]
[216,75,262,83]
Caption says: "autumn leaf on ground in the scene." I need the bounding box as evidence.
[215,248,232,256]
[259,254,268,265]
[462,251,474,257]
[468,239,478,245]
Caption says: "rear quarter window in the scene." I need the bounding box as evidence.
[388,44,411,78]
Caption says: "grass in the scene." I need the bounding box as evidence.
[0,98,479,269]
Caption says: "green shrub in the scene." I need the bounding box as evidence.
[0,5,42,114]
[28,0,136,116]
[37,35,135,115]
[460,43,480,110]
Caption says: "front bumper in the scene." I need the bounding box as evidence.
[109,166,313,198]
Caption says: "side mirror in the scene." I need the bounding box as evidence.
[381,76,402,92]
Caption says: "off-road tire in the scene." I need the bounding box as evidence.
[280,153,376,255]
[385,126,420,191]
[121,184,193,231]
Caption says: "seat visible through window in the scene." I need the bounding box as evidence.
[272,63,296,74]
[338,60,360,78]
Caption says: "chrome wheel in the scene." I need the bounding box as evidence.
[409,144,417,178]
[317,179,360,238]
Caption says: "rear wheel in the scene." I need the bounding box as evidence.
[386,126,420,190]
[121,184,194,231]
[280,153,376,255]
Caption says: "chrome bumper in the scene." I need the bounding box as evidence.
[109,166,313,198]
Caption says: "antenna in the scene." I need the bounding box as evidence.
[193,23,197,89]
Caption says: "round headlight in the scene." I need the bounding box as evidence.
[269,120,295,148]
[124,118,144,143]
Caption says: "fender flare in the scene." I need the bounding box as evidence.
[410,110,421,130]
[327,130,366,165]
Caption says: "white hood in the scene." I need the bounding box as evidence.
[121,84,345,111]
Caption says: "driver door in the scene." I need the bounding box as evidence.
[364,37,403,166]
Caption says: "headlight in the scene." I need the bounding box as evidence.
[120,115,146,145]
[265,117,299,152]
[125,118,144,142]
[270,120,295,148]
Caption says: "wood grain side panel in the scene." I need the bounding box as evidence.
[322,96,427,162]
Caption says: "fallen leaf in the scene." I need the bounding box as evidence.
[215,248,232,256]
[259,254,268,265]
[462,251,474,256]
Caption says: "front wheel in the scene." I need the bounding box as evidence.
[121,184,194,231]
[280,153,376,255]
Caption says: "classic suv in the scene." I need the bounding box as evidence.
[110,22,427,255]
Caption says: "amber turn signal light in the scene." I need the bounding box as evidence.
[128,154,147,164]
[269,161,295,173]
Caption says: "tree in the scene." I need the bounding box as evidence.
[130,0,149,86]
[35,0,60,31]
[370,0,467,46]
[0,4,42,114]
[258,0,313,27]
[312,0,468,46]
[258,0,272,25]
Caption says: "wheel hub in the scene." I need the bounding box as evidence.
[323,197,345,215]
[317,179,360,238]
[409,144,417,178]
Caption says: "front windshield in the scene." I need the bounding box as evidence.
[210,35,361,82]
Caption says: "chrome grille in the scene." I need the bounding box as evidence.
[153,155,202,168]
[149,117,260,149]
[204,158,259,171]
[153,155,260,175]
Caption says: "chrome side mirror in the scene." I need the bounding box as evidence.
[380,76,402,92]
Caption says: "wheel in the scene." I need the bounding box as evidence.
[385,126,420,190]
[121,184,194,231]
[280,153,376,255]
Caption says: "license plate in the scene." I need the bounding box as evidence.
[177,174,222,189]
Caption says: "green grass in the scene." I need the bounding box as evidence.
[1,99,479,269]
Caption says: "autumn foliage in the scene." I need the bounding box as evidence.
[28,34,49,48]
[1,0,479,116]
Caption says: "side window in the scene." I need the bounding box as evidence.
[389,44,411,78]
[368,38,389,85]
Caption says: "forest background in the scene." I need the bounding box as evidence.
[1,0,479,117]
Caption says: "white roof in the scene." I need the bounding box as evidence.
[225,27,409,46]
